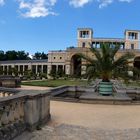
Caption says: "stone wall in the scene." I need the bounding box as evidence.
[0,88,50,140]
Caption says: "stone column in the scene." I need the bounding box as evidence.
[36,65,38,74]
[66,65,70,75]
[23,65,25,75]
[47,65,52,79]
[7,65,9,74]
[41,65,43,73]
[63,65,65,73]
[28,64,32,71]
[18,65,20,76]
[56,65,58,73]
[81,65,86,75]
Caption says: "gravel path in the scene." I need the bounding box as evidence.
[14,101,140,140]
[17,85,52,90]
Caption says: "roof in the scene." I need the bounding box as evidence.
[77,28,93,31]
[92,38,125,42]
[0,59,48,64]
[125,29,140,33]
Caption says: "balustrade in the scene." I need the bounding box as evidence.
[0,92,14,98]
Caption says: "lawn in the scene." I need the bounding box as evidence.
[21,79,88,87]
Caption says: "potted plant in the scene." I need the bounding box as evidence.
[79,43,135,95]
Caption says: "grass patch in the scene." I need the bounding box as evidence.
[21,79,88,87]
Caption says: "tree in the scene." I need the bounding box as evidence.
[0,50,30,61]
[33,52,48,59]
[49,69,57,80]
[0,50,5,60]
[34,52,42,59]
[17,51,30,60]
[79,43,135,82]
[41,52,48,59]
[5,50,18,60]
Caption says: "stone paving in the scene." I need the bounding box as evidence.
[15,124,140,140]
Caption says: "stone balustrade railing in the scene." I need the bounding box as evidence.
[0,88,50,140]
[0,92,14,98]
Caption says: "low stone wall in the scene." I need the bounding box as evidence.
[49,86,96,97]
[49,86,69,96]
[113,84,140,100]
[0,88,50,140]
[126,87,140,100]
[51,85,140,105]
[0,76,21,88]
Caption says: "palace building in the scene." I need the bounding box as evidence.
[0,28,140,77]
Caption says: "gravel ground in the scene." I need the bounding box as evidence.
[17,85,52,90]
[15,124,140,140]
[14,101,140,140]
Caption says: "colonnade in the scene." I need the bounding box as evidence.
[0,64,65,76]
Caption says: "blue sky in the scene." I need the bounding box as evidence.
[0,0,140,54]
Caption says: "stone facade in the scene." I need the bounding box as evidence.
[0,28,140,77]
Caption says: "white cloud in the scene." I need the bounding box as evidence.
[119,0,133,2]
[69,0,133,8]
[69,0,92,8]
[98,0,133,8]
[18,0,57,18]
[0,0,134,18]
[0,0,5,6]
[98,0,113,8]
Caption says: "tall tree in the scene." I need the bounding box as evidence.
[5,50,18,60]
[33,52,42,59]
[0,50,5,60]
[33,52,48,59]
[17,51,30,60]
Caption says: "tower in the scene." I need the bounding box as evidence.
[77,28,93,48]
[125,30,140,49]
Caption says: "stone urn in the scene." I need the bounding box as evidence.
[99,82,113,95]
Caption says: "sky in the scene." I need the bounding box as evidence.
[0,0,140,55]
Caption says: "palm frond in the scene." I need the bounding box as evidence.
[77,53,96,64]
[79,43,135,81]
[113,52,134,68]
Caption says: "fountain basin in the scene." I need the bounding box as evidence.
[50,86,140,105]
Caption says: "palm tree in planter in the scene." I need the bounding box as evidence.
[79,43,135,95]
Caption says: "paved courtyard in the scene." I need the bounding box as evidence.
[15,101,140,140]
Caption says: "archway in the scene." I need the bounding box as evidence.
[134,57,140,79]
[71,55,81,77]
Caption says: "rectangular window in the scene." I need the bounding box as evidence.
[128,32,138,40]
[92,42,96,48]
[96,42,100,48]
[80,31,90,38]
